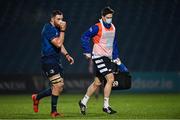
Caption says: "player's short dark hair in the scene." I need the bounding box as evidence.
[101,6,114,16]
[51,10,63,18]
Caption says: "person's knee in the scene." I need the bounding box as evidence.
[53,80,64,90]
[105,73,114,84]
[94,77,101,86]
[49,74,64,94]
[52,80,64,94]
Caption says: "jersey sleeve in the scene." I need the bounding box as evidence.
[45,26,59,42]
[112,32,119,59]
[81,25,99,53]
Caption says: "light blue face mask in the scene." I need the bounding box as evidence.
[105,18,112,24]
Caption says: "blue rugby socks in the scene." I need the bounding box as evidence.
[36,88,52,100]
[51,94,59,112]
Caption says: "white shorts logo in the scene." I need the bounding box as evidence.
[49,69,55,74]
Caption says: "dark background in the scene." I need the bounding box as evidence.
[0,0,179,75]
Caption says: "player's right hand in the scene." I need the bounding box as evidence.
[66,54,74,65]
[83,53,91,60]
[59,20,66,31]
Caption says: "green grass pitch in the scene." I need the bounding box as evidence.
[0,93,180,119]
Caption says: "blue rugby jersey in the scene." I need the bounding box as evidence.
[41,23,61,64]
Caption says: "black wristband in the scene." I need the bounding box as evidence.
[61,30,65,32]
[65,53,69,57]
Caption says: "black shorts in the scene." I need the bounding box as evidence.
[42,63,64,78]
[93,56,113,77]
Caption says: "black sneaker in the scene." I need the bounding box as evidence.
[103,107,117,114]
[78,100,86,115]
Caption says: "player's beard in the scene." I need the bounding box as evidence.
[54,22,60,28]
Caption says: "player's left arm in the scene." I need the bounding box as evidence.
[112,33,128,72]
[112,33,119,60]
[60,44,74,65]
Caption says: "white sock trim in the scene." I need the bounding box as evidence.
[104,97,109,108]
[81,94,89,106]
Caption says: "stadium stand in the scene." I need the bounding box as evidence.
[0,0,179,74]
